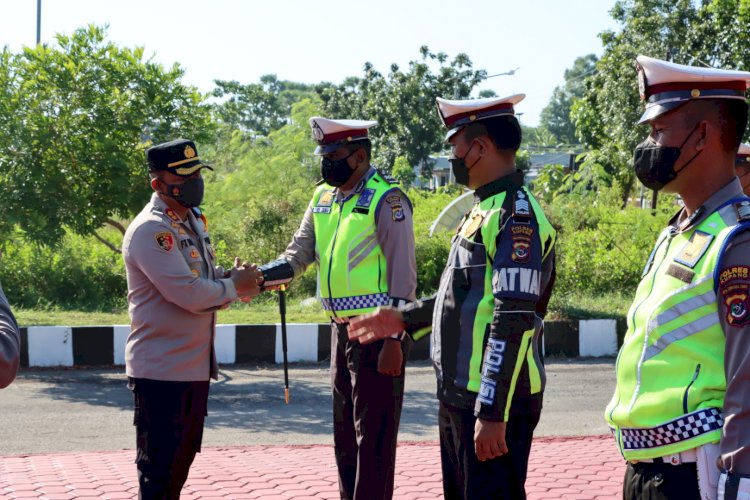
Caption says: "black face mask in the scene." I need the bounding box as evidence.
[163,176,205,208]
[449,141,478,187]
[321,150,357,187]
[633,123,701,191]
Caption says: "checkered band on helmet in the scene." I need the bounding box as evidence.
[321,293,390,311]
[620,408,724,450]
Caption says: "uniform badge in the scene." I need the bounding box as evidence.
[462,213,484,238]
[165,208,181,222]
[386,194,402,204]
[178,227,186,235]
[184,145,196,159]
[674,231,714,269]
[356,189,376,208]
[154,231,174,252]
[319,191,334,206]
[719,266,750,327]
[391,203,405,222]
[735,201,750,222]
[190,269,200,278]
[311,120,325,142]
[510,224,534,263]
[189,248,200,259]
[636,63,647,100]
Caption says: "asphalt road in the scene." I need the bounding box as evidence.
[0,358,616,456]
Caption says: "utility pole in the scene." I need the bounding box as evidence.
[36,0,42,45]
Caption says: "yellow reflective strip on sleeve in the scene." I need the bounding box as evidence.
[503,329,534,420]
[526,341,542,394]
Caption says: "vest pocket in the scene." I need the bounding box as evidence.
[683,364,701,414]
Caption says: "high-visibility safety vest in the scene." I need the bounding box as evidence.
[606,199,750,461]
[312,170,401,317]
[457,188,555,405]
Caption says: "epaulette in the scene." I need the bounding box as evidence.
[511,189,531,220]
[734,200,750,222]
[191,207,202,218]
[376,169,398,185]
[315,178,326,186]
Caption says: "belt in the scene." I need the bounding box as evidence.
[332,316,355,325]
[630,448,698,466]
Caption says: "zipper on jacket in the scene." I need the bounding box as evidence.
[609,229,675,427]
[683,364,701,414]
[327,199,345,318]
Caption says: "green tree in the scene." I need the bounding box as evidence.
[0,25,213,244]
[571,0,750,202]
[539,54,597,145]
[212,75,317,137]
[392,156,417,187]
[316,46,487,173]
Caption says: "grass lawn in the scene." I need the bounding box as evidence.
[13,292,632,327]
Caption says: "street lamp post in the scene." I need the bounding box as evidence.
[36,0,42,45]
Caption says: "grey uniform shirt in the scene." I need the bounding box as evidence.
[123,193,238,382]
[671,178,750,474]
[0,283,20,389]
[282,166,417,303]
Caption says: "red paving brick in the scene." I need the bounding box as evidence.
[0,435,625,499]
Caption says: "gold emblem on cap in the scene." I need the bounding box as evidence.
[347,136,353,142]
[691,89,701,98]
[469,115,477,121]
[311,121,325,142]
[184,145,196,159]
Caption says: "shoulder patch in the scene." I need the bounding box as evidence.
[510,224,534,263]
[719,266,750,327]
[674,231,714,269]
[154,231,174,252]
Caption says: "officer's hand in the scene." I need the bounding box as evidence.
[230,260,263,296]
[474,419,508,462]
[377,338,403,376]
[348,307,406,344]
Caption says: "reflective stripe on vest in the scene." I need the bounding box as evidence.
[312,171,395,317]
[606,204,743,460]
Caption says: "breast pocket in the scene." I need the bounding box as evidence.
[451,236,487,291]
[179,240,204,277]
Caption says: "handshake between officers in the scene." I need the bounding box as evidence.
[122,138,264,499]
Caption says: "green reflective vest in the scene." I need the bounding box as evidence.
[606,206,748,460]
[312,170,397,317]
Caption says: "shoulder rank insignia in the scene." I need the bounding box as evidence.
[674,230,714,269]
[735,200,750,222]
[154,231,174,252]
[165,208,181,223]
[512,190,531,219]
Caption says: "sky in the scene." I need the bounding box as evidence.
[1,0,620,127]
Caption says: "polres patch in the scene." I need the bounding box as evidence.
[154,231,174,252]
[719,266,750,327]
[391,203,405,222]
[510,224,534,263]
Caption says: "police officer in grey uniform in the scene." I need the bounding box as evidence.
[0,281,20,389]
[123,139,262,499]
[258,118,417,500]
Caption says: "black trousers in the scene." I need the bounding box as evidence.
[331,322,409,500]
[438,401,540,500]
[623,461,701,500]
[128,378,210,500]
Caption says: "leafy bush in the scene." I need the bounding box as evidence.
[1,228,126,310]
